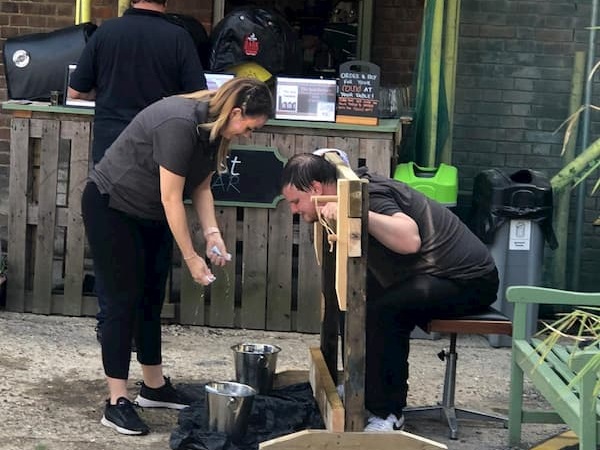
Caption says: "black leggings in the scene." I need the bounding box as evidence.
[365,269,499,417]
[81,182,173,379]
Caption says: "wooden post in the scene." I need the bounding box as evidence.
[310,152,368,432]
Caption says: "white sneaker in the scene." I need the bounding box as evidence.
[364,413,405,432]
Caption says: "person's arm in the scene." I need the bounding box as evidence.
[159,166,215,285]
[190,175,230,267]
[319,202,421,254]
[367,210,421,254]
[67,86,96,100]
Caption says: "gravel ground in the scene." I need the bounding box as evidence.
[0,311,567,450]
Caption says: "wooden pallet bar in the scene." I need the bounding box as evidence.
[3,102,401,334]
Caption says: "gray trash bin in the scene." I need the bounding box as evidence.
[471,169,557,347]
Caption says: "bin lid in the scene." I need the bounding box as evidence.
[472,168,553,209]
[471,168,557,249]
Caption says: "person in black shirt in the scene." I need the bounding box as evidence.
[68,0,207,342]
[281,152,499,432]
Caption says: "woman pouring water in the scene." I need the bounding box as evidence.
[81,77,274,436]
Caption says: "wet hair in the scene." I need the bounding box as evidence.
[280,153,337,192]
[181,77,274,170]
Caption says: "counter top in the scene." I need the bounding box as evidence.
[2,100,94,115]
[2,100,404,132]
[264,117,401,132]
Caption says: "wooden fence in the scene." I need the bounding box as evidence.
[5,108,399,333]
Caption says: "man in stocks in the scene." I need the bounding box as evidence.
[280,152,498,431]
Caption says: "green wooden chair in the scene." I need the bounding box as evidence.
[506,285,600,450]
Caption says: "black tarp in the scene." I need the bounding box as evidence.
[170,382,325,450]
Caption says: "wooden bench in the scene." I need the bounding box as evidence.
[506,286,600,450]
[404,307,512,439]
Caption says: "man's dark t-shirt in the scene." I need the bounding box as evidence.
[359,169,497,289]
[69,8,207,163]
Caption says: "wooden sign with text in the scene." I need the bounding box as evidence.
[336,60,380,126]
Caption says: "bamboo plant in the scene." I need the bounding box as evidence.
[551,57,600,194]
[535,308,600,395]
[551,113,600,193]
[541,54,600,393]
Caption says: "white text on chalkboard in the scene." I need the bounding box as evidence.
[212,155,242,193]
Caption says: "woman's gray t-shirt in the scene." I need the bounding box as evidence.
[90,96,219,221]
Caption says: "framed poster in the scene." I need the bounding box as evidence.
[275,77,336,122]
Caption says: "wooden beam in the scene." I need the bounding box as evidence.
[334,179,365,310]
[259,429,448,450]
[320,233,339,385]
[340,180,368,432]
[324,152,359,181]
[309,347,345,433]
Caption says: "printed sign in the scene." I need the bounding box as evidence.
[509,219,531,251]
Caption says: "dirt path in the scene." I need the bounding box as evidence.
[0,311,565,450]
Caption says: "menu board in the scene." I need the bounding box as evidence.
[336,60,380,126]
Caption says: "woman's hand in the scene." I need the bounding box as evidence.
[184,254,216,285]
[205,232,231,267]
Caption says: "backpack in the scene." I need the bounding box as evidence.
[209,7,302,76]
[165,13,210,70]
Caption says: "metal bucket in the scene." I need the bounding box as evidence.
[205,381,256,442]
[231,343,281,394]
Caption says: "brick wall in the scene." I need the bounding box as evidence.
[371,0,423,86]
[453,0,600,291]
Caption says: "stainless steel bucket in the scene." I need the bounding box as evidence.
[205,381,256,442]
[231,343,281,394]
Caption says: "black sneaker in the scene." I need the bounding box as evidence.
[101,397,149,436]
[134,376,193,410]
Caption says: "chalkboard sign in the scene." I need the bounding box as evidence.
[211,145,287,208]
[336,60,380,126]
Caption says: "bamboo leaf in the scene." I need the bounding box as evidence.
[535,308,600,394]
[589,61,600,82]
